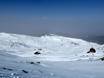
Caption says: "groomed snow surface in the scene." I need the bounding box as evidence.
[0,32,104,78]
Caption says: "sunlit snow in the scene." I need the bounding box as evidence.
[0,33,104,78]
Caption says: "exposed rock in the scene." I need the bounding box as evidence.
[2,67,13,71]
[22,70,28,73]
[34,51,41,55]
[36,62,40,64]
[87,48,96,53]
[100,57,104,61]
[30,62,35,64]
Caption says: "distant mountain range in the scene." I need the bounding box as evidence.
[82,36,104,44]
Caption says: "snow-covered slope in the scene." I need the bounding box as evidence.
[0,32,104,78]
[0,32,104,61]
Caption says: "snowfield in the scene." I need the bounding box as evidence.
[0,32,104,78]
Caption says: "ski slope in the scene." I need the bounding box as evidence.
[0,32,104,61]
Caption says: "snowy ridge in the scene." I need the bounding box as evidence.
[0,32,104,61]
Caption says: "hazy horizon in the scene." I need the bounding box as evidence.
[0,0,104,37]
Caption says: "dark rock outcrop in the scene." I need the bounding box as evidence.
[22,70,28,73]
[87,48,96,53]
[34,51,41,55]
[100,57,104,61]
[2,67,13,71]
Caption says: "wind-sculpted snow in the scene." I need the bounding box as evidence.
[0,32,104,61]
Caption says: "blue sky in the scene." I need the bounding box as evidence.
[0,0,104,36]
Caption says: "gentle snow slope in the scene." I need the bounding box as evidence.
[0,32,104,61]
[1,52,104,78]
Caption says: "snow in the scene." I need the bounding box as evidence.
[0,52,104,78]
[0,32,103,61]
[0,32,104,78]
